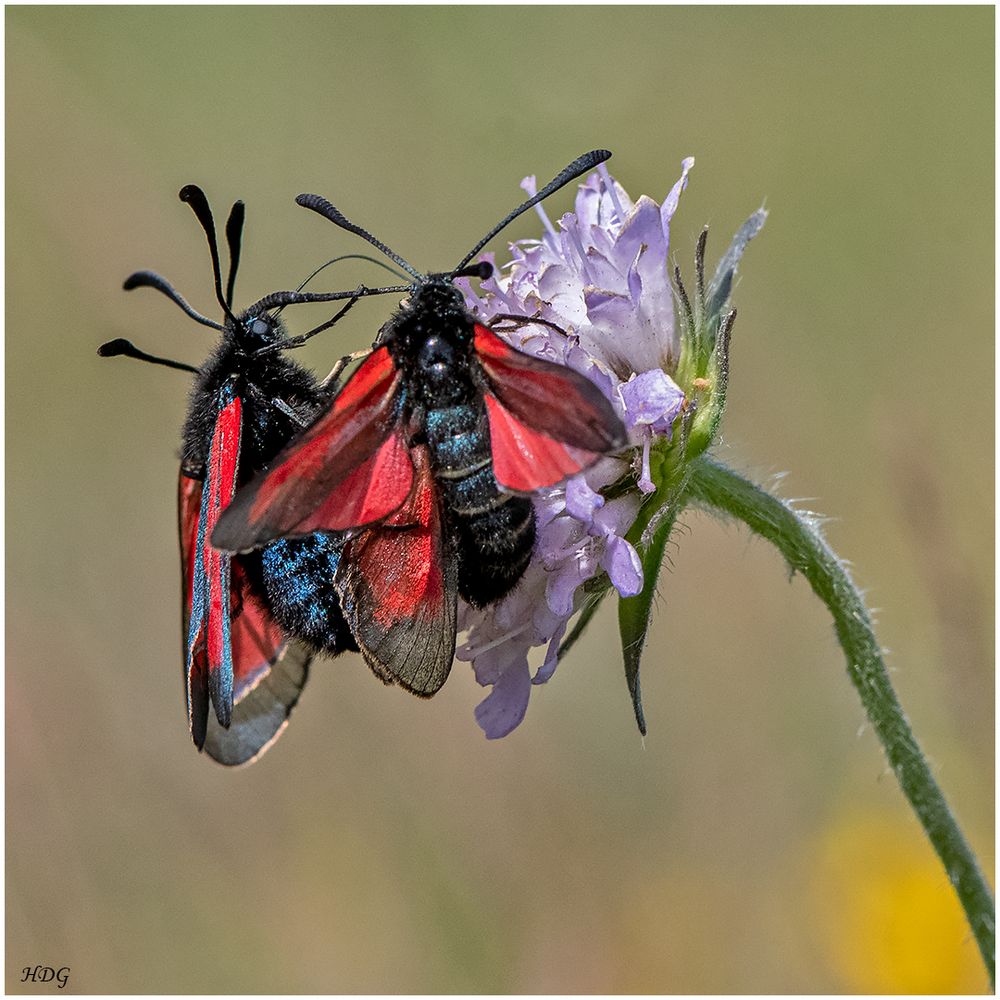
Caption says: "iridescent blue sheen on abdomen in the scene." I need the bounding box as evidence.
[424,402,535,608]
[258,535,358,654]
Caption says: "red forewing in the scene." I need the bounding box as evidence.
[483,395,596,493]
[184,392,242,740]
[473,324,626,492]
[336,446,457,696]
[179,473,202,627]
[179,472,211,743]
[180,389,311,766]
[212,346,412,552]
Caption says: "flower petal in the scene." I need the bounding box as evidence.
[473,648,532,739]
[661,156,695,238]
[601,535,644,597]
[534,619,569,685]
[564,475,605,523]
[545,548,597,616]
[620,369,686,429]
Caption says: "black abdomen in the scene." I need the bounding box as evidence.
[187,341,357,658]
[253,536,358,655]
[425,403,535,608]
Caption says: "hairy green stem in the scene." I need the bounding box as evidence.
[686,457,995,983]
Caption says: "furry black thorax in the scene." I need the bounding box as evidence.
[181,310,324,480]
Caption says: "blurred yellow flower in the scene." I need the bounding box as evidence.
[811,810,989,993]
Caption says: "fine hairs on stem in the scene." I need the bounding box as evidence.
[685,456,995,983]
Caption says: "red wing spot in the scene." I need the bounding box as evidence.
[354,448,443,627]
[473,324,627,463]
[473,324,513,361]
[367,535,439,628]
[295,430,414,533]
[484,394,596,492]
[229,563,285,699]
[250,347,400,517]
[336,345,401,406]
[203,396,241,672]
[179,474,202,624]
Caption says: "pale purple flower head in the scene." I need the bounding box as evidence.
[455,159,696,738]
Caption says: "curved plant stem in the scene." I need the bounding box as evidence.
[686,456,995,984]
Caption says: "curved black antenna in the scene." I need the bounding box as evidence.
[178,185,240,326]
[274,254,412,318]
[453,149,612,273]
[257,292,366,357]
[280,266,492,343]
[294,254,410,292]
[98,338,200,374]
[224,200,245,308]
[267,263,489,314]
[123,270,224,330]
[296,193,425,282]
[248,282,410,315]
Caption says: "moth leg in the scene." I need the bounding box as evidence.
[242,381,310,429]
[321,348,374,390]
[270,398,309,428]
[488,312,570,338]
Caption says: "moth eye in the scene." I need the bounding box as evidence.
[251,319,269,336]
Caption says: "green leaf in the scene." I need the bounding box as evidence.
[705,208,767,327]
[617,503,681,735]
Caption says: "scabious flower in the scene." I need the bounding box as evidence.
[454,156,745,738]
[452,156,991,989]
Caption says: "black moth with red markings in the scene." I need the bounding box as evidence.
[101,185,381,765]
[213,150,628,699]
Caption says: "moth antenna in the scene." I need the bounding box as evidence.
[447,261,494,281]
[453,149,612,273]
[295,254,410,292]
[274,254,411,317]
[260,291,365,355]
[98,338,199,374]
[122,270,224,331]
[296,194,425,281]
[248,283,410,315]
[178,185,240,325]
[224,200,245,308]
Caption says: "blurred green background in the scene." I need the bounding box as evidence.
[7,6,993,993]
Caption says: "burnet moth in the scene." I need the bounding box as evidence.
[212,150,628,700]
[99,186,398,765]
